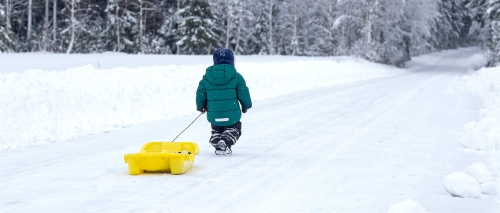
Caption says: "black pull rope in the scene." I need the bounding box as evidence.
[171,112,204,142]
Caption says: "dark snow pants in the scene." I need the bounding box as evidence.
[209,121,242,147]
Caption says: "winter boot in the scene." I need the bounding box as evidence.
[215,140,232,156]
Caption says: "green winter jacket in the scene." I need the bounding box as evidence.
[196,64,252,126]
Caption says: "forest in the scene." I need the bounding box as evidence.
[0,0,499,67]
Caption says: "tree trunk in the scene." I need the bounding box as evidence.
[139,0,143,53]
[44,0,49,51]
[225,2,231,48]
[5,0,11,32]
[234,0,243,54]
[53,0,57,42]
[27,0,32,41]
[328,0,333,56]
[341,21,345,55]
[176,0,180,55]
[365,0,372,53]
[66,0,75,54]
[269,0,273,55]
[291,0,297,56]
[116,0,121,52]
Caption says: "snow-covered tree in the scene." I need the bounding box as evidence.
[487,0,500,66]
[334,0,364,56]
[0,2,13,52]
[468,0,489,46]
[176,0,217,54]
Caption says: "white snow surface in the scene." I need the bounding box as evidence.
[387,200,429,213]
[1,47,499,212]
[0,56,405,150]
[443,172,482,198]
[462,64,500,151]
[463,162,496,184]
[481,182,500,195]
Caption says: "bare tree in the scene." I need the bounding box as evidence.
[234,0,243,54]
[53,0,57,42]
[225,1,231,48]
[44,0,50,51]
[268,0,273,54]
[5,0,11,32]
[365,0,372,53]
[291,0,297,55]
[66,0,75,54]
[116,0,121,51]
[27,0,32,41]
[176,0,180,54]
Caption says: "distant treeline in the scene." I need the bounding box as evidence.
[0,0,499,66]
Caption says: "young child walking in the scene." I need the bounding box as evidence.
[196,48,252,155]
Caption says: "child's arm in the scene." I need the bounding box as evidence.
[196,78,207,112]
[236,74,252,110]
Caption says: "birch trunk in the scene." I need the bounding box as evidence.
[5,0,11,31]
[291,0,297,56]
[27,0,32,40]
[53,0,57,42]
[234,1,243,54]
[139,0,143,53]
[116,0,121,52]
[176,0,180,55]
[44,0,49,51]
[328,0,333,56]
[341,21,345,55]
[269,0,273,55]
[225,3,230,48]
[365,0,372,53]
[66,0,75,54]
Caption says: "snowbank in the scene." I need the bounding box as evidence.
[443,172,482,198]
[443,162,499,198]
[461,65,500,150]
[0,57,405,151]
[387,200,429,213]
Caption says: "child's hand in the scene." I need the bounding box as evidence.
[242,108,247,113]
[201,108,207,114]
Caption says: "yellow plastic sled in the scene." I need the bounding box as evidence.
[124,142,199,175]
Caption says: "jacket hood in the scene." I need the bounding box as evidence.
[213,48,234,66]
[205,64,237,85]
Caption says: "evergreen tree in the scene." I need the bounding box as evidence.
[0,2,12,52]
[467,0,488,46]
[245,0,270,54]
[176,0,217,54]
[487,0,500,66]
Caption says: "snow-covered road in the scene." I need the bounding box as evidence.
[1,48,498,212]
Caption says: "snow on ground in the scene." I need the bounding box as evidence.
[0,55,405,150]
[387,200,429,213]
[1,47,499,212]
[442,51,500,200]
[462,64,500,151]
[0,52,335,74]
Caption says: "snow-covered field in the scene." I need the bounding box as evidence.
[0,55,405,150]
[1,47,499,212]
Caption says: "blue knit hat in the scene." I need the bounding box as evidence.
[213,48,234,66]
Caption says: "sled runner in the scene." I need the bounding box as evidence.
[124,142,199,175]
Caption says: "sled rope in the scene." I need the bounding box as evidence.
[171,112,204,142]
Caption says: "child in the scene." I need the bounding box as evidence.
[196,48,252,155]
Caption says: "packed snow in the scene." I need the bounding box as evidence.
[387,200,429,213]
[1,47,499,212]
[0,56,406,151]
[443,172,482,198]
[463,162,496,184]
[443,52,500,200]
[461,64,500,151]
